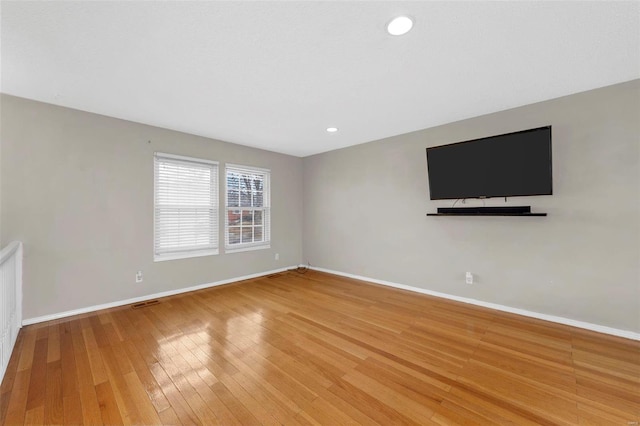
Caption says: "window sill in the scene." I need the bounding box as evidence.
[225,244,271,254]
[154,249,219,262]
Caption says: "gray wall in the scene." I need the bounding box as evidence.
[2,81,639,331]
[1,95,304,320]
[303,80,640,332]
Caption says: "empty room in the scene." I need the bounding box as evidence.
[1,1,639,425]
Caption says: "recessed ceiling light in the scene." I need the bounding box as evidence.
[326,127,338,133]
[387,16,413,36]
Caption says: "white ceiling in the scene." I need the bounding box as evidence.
[2,1,639,157]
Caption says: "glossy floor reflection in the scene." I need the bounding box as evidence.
[0,270,638,424]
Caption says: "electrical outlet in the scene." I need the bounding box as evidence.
[136,271,143,283]
[465,272,473,285]
[275,253,280,261]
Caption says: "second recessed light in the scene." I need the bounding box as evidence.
[326,127,338,133]
[387,16,413,36]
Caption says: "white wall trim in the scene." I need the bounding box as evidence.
[23,263,640,341]
[22,266,295,326]
[308,266,640,341]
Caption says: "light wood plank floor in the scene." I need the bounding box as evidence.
[1,270,638,425]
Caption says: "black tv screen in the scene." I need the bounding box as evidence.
[426,126,552,200]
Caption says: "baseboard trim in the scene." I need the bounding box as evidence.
[308,266,640,341]
[22,266,296,326]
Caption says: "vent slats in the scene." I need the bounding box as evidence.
[131,300,160,309]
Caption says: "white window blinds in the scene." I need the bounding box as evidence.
[225,164,271,252]
[154,153,219,261]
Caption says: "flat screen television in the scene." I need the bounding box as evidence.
[426,126,552,200]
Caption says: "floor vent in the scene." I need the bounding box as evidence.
[131,300,160,309]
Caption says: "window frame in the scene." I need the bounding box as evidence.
[224,163,271,253]
[153,152,219,262]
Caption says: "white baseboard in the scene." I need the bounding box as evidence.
[23,264,640,341]
[308,266,640,341]
[22,266,296,326]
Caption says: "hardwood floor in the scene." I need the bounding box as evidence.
[1,270,638,425]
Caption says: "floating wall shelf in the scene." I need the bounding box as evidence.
[426,206,547,217]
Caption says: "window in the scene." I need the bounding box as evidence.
[154,153,218,261]
[225,164,270,252]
